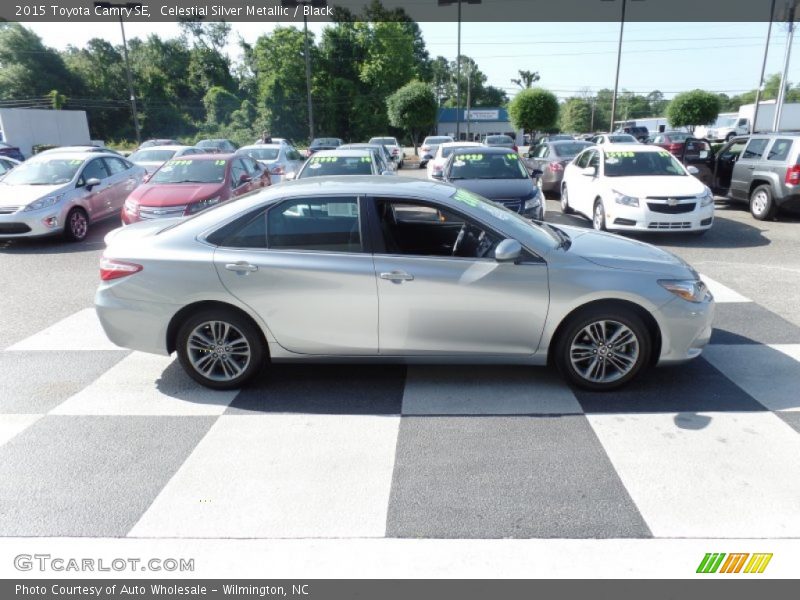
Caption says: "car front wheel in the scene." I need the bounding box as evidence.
[593,199,607,231]
[561,184,573,214]
[555,306,651,391]
[176,309,265,390]
[63,207,89,242]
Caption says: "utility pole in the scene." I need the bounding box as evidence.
[466,66,472,140]
[609,0,627,132]
[774,5,796,132]
[303,12,314,140]
[456,0,462,140]
[753,0,777,134]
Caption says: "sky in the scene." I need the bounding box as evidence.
[21,20,797,104]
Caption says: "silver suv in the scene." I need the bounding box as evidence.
[712,133,800,220]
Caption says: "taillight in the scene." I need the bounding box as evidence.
[270,165,285,175]
[100,257,143,281]
[667,143,682,154]
[512,145,518,152]
[786,165,800,185]
[549,162,564,172]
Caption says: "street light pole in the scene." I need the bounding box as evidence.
[456,0,462,140]
[94,2,141,144]
[609,0,627,131]
[466,66,472,140]
[753,0,777,134]
[303,12,314,141]
[774,5,796,132]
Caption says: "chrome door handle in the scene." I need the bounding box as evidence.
[225,262,258,273]
[380,271,414,282]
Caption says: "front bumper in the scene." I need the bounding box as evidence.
[656,294,715,365]
[0,203,70,238]
[605,200,714,232]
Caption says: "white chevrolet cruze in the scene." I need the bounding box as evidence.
[561,144,714,234]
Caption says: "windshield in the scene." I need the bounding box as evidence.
[717,116,737,127]
[241,148,280,161]
[442,145,478,158]
[299,155,373,177]
[129,149,176,163]
[553,142,592,157]
[450,188,560,247]
[197,140,223,149]
[604,150,686,177]
[608,135,637,143]
[486,136,513,144]
[424,137,452,145]
[369,138,397,145]
[2,158,82,185]
[449,152,528,180]
[150,158,227,184]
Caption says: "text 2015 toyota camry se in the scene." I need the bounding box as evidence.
[95,176,714,392]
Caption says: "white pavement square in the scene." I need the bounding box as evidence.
[50,352,238,416]
[401,366,582,415]
[128,414,401,538]
[0,414,43,448]
[6,308,121,352]
[587,411,800,538]
[704,344,800,412]
[698,273,751,303]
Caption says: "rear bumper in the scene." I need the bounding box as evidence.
[95,286,177,355]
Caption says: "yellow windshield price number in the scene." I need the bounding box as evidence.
[215,160,226,165]
[606,151,635,158]
[360,157,372,163]
[166,159,193,167]
[310,157,339,163]
[460,153,484,161]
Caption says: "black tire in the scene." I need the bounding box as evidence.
[560,184,573,214]
[749,184,776,221]
[554,305,652,391]
[176,308,265,390]
[63,207,89,242]
[592,198,607,231]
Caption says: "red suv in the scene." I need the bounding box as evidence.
[122,154,270,224]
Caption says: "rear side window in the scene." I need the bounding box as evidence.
[267,197,361,253]
[742,138,769,160]
[767,139,793,162]
[206,208,268,248]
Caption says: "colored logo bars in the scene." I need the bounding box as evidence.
[696,553,773,574]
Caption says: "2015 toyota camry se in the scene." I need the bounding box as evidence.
[95,176,714,392]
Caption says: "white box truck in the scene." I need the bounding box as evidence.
[703,101,800,142]
[0,108,91,158]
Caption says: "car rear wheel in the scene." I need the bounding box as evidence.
[555,306,651,391]
[176,309,265,390]
[561,184,573,214]
[593,199,607,231]
[750,184,776,221]
[63,207,89,242]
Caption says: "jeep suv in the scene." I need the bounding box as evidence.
[711,133,800,220]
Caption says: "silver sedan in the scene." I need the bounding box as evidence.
[96,176,714,391]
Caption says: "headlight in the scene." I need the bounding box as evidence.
[24,194,64,212]
[185,196,221,215]
[123,198,138,215]
[700,188,714,207]
[613,190,639,207]
[658,279,710,303]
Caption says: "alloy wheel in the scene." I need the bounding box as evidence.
[69,210,88,240]
[186,320,252,382]
[569,319,640,384]
[751,189,768,217]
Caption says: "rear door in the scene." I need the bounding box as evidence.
[103,157,139,214]
[213,195,378,355]
[731,137,769,200]
[713,138,748,195]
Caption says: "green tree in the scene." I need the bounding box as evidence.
[47,90,67,109]
[511,69,540,89]
[559,98,592,133]
[667,89,721,131]
[203,86,240,125]
[387,81,437,154]
[508,88,559,137]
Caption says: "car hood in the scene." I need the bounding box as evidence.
[451,178,534,199]
[561,225,695,278]
[0,183,70,207]
[606,175,705,198]
[129,183,225,207]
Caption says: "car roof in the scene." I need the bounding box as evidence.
[30,151,118,161]
[316,149,373,157]
[596,143,664,153]
[369,136,398,141]
[441,141,482,148]
[173,152,236,160]
[238,144,282,151]
[452,146,517,155]
[135,145,194,152]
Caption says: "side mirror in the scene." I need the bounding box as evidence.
[495,239,522,263]
[580,166,596,177]
[85,177,101,189]
[687,165,700,175]
[531,169,544,179]
[142,173,152,183]
[239,174,252,184]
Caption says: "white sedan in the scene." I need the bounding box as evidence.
[426,141,483,180]
[560,144,714,234]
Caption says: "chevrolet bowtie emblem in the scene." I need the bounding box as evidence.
[667,198,679,206]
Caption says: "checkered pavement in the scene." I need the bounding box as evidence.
[1,274,799,540]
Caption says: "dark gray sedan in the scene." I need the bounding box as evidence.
[524,140,593,195]
[439,146,543,220]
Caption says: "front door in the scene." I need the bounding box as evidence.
[369,197,549,356]
[730,137,769,200]
[213,195,378,355]
[78,158,112,220]
[712,138,748,194]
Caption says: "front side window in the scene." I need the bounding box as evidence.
[104,157,130,175]
[81,158,109,182]
[742,138,769,160]
[268,197,361,253]
[575,150,593,168]
[230,160,248,187]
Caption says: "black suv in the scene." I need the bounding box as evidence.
[615,126,649,143]
[711,133,800,220]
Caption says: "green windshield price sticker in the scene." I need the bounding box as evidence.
[658,150,670,157]
[69,159,83,165]
[459,153,484,161]
[606,151,635,158]
[215,160,226,165]
[311,157,339,163]
[506,153,517,159]
[360,157,372,162]
[453,188,480,207]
